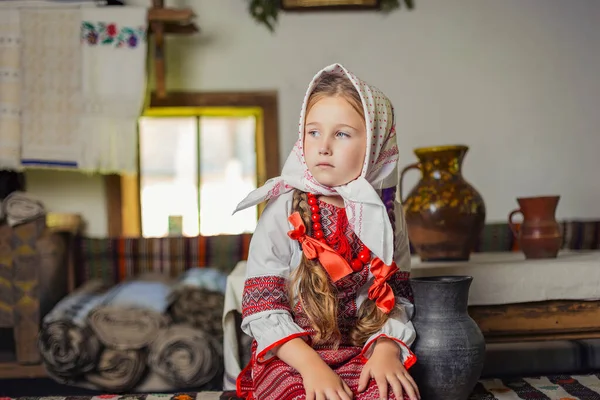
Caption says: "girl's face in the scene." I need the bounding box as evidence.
[304,96,367,188]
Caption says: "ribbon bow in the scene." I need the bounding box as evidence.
[368,257,398,314]
[287,212,353,282]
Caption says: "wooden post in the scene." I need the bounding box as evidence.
[151,0,166,98]
[147,1,198,98]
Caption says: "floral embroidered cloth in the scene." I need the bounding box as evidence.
[78,6,147,174]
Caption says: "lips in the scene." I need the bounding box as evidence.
[316,163,334,168]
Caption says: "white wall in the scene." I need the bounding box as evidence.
[26,0,600,236]
[24,169,107,236]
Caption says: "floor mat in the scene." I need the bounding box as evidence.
[4,373,600,400]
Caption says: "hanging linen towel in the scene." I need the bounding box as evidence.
[0,10,22,170]
[79,6,148,174]
[19,7,83,168]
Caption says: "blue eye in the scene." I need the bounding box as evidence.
[336,131,350,138]
[307,130,319,137]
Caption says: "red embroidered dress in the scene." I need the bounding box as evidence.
[237,195,416,400]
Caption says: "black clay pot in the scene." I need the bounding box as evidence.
[409,276,486,400]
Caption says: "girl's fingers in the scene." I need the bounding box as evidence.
[404,372,420,399]
[375,375,389,400]
[398,374,418,400]
[342,380,354,399]
[387,374,404,400]
[357,367,370,392]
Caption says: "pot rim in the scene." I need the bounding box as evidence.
[516,195,561,201]
[414,145,468,156]
[410,275,473,284]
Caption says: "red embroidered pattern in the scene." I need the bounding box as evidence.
[242,276,290,319]
[238,339,411,400]
[319,201,363,262]
[237,198,416,400]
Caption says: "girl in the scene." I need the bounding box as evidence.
[232,64,419,400]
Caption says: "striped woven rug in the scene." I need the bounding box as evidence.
[6,374,600,400]
[470,373,600,399]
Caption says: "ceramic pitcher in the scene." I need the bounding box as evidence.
[508,195,563,259]
[400,145,486,262]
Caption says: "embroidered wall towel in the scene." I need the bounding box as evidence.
[79,6,148,174]
[0,10,22,170]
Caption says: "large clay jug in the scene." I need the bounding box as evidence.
[508,196,562,259]
[410,276,486,400]
[400,145,486,262]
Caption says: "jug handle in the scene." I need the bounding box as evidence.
[508,209,522,238]
[399,162,420,203]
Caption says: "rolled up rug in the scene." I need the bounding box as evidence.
[88,306,169,350]
[168,287,225,341]
[37,280,107,381]
[2,190,45,226]
[85,347,147,393]
[148,324,223,388]
[87,280,171,349]
[168,267,226,341]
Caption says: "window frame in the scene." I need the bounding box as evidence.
[105,91,280,237]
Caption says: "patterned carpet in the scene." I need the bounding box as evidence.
[4,373,600,400]
[470,373,600,399]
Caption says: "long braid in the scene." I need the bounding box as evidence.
[289,190,341,347]
[349,187,398,346]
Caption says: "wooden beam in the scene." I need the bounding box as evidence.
[148,8,195,23]
[0,362,47,379]
[104,174,123,237]
[469,299,600,342]
[162,23,199,35]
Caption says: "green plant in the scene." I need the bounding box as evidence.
[247,0,411,33]
[248,0,280,33]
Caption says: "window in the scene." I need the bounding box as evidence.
[138,109,262,237]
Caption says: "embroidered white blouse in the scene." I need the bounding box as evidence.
[240,190,417,367]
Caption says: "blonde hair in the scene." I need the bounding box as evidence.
[305,73,365,122]
[289,187,389,348]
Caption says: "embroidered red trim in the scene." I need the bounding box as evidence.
[360,333,417,370]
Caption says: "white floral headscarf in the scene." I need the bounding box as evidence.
[234,63,399,265]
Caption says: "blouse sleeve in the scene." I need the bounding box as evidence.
[239,192,309,362]
[361,198,417,369]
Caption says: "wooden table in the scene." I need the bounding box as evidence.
[411,251,600,342]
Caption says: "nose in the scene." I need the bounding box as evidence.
[318,136,332,155]
[319,147,330,155]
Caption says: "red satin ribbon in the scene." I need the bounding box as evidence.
[288,211,398,314]
[287,212,353,282]
[368,257,398,314]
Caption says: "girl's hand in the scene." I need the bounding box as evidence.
[301,361,354,400]
[357,338,420,400]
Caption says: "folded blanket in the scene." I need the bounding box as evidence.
[38,280,108,380]
[148,324,223,388]
[85,348,147,393]
[172,267,228,294]
[87,280,171,349]
[1,191,45,226]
